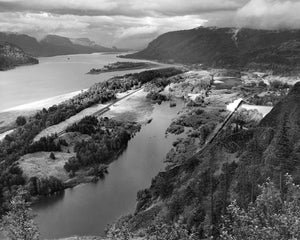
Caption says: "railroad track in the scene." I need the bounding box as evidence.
[168,98,245,169]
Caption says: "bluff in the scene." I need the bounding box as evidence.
[0,42,38,70]
[125,27,300,74]
[0,32,117,57]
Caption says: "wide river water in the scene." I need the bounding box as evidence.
[0,52,162,111]
[0,53,183,239]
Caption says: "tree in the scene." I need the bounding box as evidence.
[220,174,300,240]
[107,222,133,240]
[273,114,291,195]
[0,189,40,240]
[15,116,26,126]
[145,218,198,240]
[49,152,55,160]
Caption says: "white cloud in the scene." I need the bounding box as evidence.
[0,12,89,38]
[1,0,300,49]
[236,0,300,29]
[0,11,208,48]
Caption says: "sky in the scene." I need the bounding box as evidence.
[0,0,300,49]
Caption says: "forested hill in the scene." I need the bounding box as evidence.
[124,27,300,75]
[0,42,38,70]
[0,32,119,57]
[122,81,300,238]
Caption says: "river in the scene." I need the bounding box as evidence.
[0,52,161,112]
[33,99,184,239]
[0,52,183,239]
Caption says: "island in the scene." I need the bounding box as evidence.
[87,61,158,74]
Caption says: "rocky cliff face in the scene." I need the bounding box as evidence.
[125,27,300,75]
[0,43,38,70]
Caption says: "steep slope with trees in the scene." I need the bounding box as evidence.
[0,32,117,57]
[119,81,300,238]
[125,27,300,74]
[0,42,38,70]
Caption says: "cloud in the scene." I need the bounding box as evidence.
[0,0,244,17]
[1,0,300,49]
[236,0,300,29]
[0,11,207,49]
[0,12,90,38]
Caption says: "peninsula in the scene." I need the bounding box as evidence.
[87,61,158,74]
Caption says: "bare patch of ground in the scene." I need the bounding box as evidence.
[103,90,154,123]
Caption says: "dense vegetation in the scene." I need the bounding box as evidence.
[221,174,300,240]
[109,175,300,240]
[89,61,151,74]
[64,116,140,173]
[120,82,300,239]
[125,27,300,75]
[0,68,182,215]
[0,32,115,57]
[0,43,38,71]
[0,189,39,240]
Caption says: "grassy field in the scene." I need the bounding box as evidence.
[18,151,75,182]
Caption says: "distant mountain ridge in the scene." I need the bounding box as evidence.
[125,27,300,74]
[0,42,38,70]
[0,32,119,57]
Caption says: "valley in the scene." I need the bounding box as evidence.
[1,26,300,240]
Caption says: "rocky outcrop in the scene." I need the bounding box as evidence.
[0,42,38,70]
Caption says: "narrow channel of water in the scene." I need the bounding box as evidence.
[33,99,184,239]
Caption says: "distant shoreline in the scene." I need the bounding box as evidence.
[87,62,159,74]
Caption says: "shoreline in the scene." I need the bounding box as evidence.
[23,89,155,202]
[0,89,89,137]
[1,89,88,113]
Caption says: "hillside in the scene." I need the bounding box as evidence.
[0,42,38,70]
[125,27,300,74]
[0,32,118,57]
[118,81,300,238]
[40,35,114,56]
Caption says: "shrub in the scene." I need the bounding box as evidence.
[15,116,26,126]
[49,152,55,160]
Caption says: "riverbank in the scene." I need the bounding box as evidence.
[33,97,186,239]
[107,68,292,239]
[1,64,289,239]
[0,89,89,137]
[17,89,153,191]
